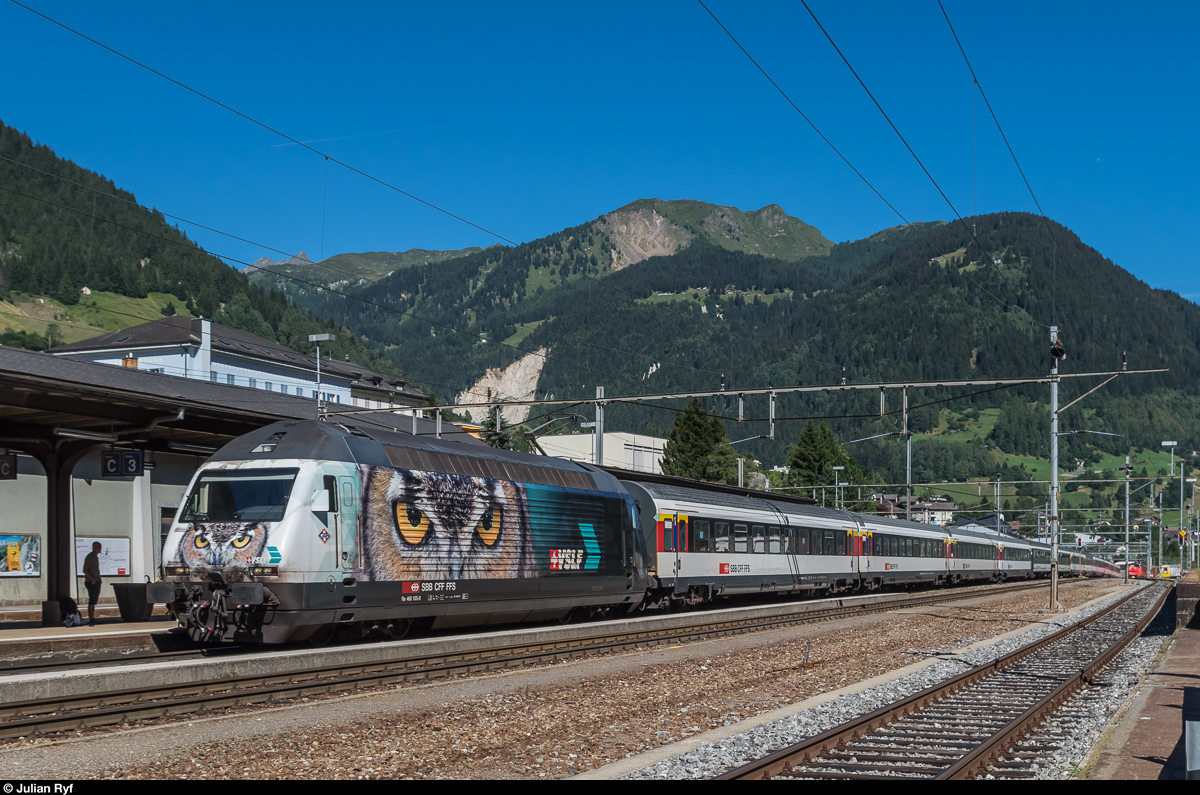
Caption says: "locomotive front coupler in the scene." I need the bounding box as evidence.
[204,571,267,605]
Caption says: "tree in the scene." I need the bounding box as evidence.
[481,408,514,450]
[784,421,869,508]
[661,399,738,483]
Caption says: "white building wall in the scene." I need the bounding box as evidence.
[537,432,666,473]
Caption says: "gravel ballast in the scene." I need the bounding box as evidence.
[0,580,1149,780]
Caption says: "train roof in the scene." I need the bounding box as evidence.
[208,420,625,494]
[621,478,851,523]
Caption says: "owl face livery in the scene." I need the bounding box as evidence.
[153,420,642,643]
[362,466,535,581]
[177,521,268,581]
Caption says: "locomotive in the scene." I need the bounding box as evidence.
[148,420,1116,643]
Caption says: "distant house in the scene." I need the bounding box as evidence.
[876,494,958,525]
[48,316,426,410]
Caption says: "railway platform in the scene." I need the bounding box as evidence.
[1088,574,1199,780]
[0,604,181,668]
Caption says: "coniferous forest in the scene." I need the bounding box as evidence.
[0,122,405,380]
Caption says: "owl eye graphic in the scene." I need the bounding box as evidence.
[475,507,502,547]
[395,501,430,546]
[231,530,254,549]
[194,533,210,549]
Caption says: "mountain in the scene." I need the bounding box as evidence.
[308,205,1199,482]
[247,246,485,311]
[596,198,834,267]
[5,116,1197,492]
[253,199,834,316]
[0,120,408,382]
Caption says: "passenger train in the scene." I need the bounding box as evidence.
[148,421,1118,643]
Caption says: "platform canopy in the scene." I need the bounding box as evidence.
[0,346,477,606]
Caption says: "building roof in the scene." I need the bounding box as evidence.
[48,315,426,402]
[0,345,476,450]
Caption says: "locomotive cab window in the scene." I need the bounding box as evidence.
[180,468,299,524]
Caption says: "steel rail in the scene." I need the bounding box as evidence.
[714,582,1164,780]
[0,579,1059,740]
[937,582,1170,779]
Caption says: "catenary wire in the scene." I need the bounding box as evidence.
[4,5,856,385]
[695,0,1046,332]
[0,183,639,400]
[795,0,1047,328]
[1,153,760,389]
[935,0,1070,323]
[7,0,518,247]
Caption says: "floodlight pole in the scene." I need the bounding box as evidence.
[1049,327,1062,612]
[1124,456,1131,583]
[1180,460,1187,566]
[594,386,605,466]
[904,386,911,522]
[1162,441,1177,570]
[308,333,335,420]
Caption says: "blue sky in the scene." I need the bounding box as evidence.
[3,1,1197,300]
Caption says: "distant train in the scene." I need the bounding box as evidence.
[148,421,1116,643]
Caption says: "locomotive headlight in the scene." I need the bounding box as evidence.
[250,566,279,577]
[165,566,190,577]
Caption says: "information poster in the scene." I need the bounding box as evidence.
[1,535,40,577]
[75,536,131,577]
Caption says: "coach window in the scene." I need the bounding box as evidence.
[821,530,833,556]
[714,522,730,553]
[795,528,810,555]
[768,526,781,554]
[752,525,765,554]
[694,521,710,553]
[662,518,675,553]
[733,524,748,553]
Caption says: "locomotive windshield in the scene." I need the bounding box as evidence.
[179,468,299,523]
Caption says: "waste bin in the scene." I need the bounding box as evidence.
[111,582,154,621]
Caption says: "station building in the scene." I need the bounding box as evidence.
[48,315,428,410]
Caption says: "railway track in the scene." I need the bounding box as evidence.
[0,578,1068,740]
[714,582,1169,780]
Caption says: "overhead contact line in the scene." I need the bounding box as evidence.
[697,1,1045,330]
[0,183,631,402]
[935,0,1071,322]
[8,0,518,248]
[795,0,1046,328]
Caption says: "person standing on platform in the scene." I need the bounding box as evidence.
[83,541,102,627]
